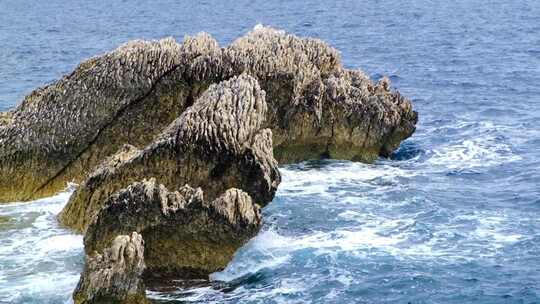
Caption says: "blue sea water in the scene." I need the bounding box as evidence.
[1,0,540,303]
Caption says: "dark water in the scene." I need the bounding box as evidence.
[1,1,540,303]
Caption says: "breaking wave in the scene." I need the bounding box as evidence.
[0,190,82,304]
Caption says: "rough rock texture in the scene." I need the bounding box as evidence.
[0,111,12,127]
[59,75,279,232]
[85,178,261,280]
[0,26,419,302]
[0,38,191,203]
[223,26,417,162]
[73,232,148,304]
[0,26,416,203]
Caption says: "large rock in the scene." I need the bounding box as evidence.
[85,178,261,280]
[224,26,417,162]
[0,38,195,203]
[73,232,148,304]
[0,26,416,203]
[59,74,279,232]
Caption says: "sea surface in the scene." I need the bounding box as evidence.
[1,1,539,303]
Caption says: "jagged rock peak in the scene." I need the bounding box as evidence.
[162,74,268,155]
[73,232,148,304]
[211,186,261,228]
[228,24,341,77]
[181,32,221,57]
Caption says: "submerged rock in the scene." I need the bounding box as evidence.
[85,178,261,280]
[73,232,148,304]
[59,74,279,232]
[0,26,416,203]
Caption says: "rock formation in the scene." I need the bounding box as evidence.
[59,74,280,232]
[0,38,191,203]
[224,27,417,162]
[73,232,148,304]
[1,25,418,302]
[85,178,261,280]
[0,25,416,203]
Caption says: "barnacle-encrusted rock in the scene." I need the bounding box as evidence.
[73,232,148,304]
[0,25,416,203]
[85,178,261,280]
[59,74,279,232]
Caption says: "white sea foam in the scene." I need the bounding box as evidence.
[214,207,525,287]
[473,215,523,246]
[427,136,522,170]
[278,161,414,197]
[0,189,82,304]
[1,272,81,304]
[0,189,74,215]
[35,234,84,253]
[211,230,292,282]
[425,120,523,171]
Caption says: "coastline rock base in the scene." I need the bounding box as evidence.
[74,232,148,304]
[84,178,262,280]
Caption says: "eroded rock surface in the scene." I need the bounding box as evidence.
[85,178,261,280]
[224,26,417,162]
[0,26,416,203]
[59,74,279,232]
[0,38,191,203]
[0,111,12,127]
[0,26,420,302]
[73,232,148,304]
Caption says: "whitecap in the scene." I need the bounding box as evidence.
[35,234,84,253]
[0,188,81,304]
[278,161,414,197]
[427,135,521,170]
[473,215,523,247]
[211,230,292,282]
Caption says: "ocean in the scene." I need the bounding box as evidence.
[1,0,539,303]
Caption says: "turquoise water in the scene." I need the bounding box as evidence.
[1,1,539,303]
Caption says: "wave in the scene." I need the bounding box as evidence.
[422,120,523,171]
[212,208,524,287]
[426,135,521,170]
[277,160,416,197]
[161,207,526,303]
[0,190,82,304]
